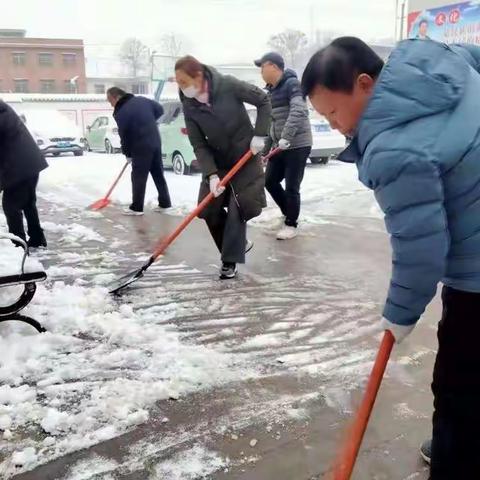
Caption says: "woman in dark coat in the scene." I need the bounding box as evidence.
[175,55,271,279]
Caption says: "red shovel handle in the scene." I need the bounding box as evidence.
[332,330,395,480]
[104,161,129,200]
[150,147,281,261]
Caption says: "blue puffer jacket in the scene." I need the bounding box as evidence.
[339,39,480,327]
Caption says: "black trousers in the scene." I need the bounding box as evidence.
[205,187,246,264]
[2,174,45,244]
[265,146,311,227]
[131,148,171,212]
[430,286,480,479]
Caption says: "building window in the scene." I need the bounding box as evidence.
[64,80,76,93]
[38,53,53,66]
[14,79,29,93]
[132,83,148,94]
[94,84,106,94]
[63,53,76,66]
[12,52,26,66]
[40,79,55,93]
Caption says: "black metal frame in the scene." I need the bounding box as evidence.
[0,233,47,333]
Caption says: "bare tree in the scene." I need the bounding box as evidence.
[267,29,308,69]
[161,33,183,59]
[119,38,148,77]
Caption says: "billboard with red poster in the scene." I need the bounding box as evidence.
[408,1,480,44]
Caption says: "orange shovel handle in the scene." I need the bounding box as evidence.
[150,147,282,261]
[332,330,395,480]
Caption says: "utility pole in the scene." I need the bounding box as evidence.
[395,0,399,41]
[150,49,157,95]
[399,1,406,40]
[310,3,315,44]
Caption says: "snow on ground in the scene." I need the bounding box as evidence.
[0,232,253,477]
[0,152,384,478]
[38,152,380,228]
[152,444,228,479]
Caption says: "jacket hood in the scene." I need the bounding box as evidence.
[357,39,469,153]
[179,65,222,103]
[114,93,134,115]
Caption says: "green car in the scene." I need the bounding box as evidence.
[159,101,198,175]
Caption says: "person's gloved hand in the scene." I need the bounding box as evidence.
[278,138,291,150]
[209,174,225,198]
[126,157,132,164]
[379,317,415,344]
[250,136,266,155]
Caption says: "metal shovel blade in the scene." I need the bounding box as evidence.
[108,267,145,295]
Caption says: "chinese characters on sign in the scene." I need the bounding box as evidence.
[408,2,480,45]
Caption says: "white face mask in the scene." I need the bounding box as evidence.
[182,85,200,98]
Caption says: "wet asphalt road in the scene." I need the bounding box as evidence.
[8,197,438,480]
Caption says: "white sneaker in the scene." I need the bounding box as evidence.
[276,225,298,240]
[153,206,172,213]
[122,207,144,216]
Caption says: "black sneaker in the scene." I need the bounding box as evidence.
[219,262,237,280]
[420,439,431,465]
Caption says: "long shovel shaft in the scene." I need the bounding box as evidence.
[150,148,281,261]
[104,161,129,200]
[333,330,395,480]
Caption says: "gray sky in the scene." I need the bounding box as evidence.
[3,0,396,63]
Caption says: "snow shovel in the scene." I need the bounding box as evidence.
[109,147,282,294]
[89,160,129,210]
[332,330,395,480]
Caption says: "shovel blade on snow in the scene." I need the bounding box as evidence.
[108,268,145,295]
[109,257,154,295]
[88,198,111,211]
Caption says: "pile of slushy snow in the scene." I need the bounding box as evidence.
[0,241,250,477]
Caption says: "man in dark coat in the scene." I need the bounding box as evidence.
[0,101,48,247]
[107,87,171,215]
[175,56,271,279]
[255,52,312,240]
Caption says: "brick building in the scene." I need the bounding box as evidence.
[0,29,86,94]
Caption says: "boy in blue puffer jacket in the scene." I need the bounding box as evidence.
[302,37,480,479]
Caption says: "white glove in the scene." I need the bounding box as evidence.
[379,317,415,344]
[126,157,132,164]
[278,138,291,150]
[209,174,225,198]
[250,136,266,155]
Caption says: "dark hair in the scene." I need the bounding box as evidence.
[301,36,384,97]
[106,86,127,98]
[175,55,203,77]
[419,19,428,27]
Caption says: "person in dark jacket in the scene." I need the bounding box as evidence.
[107,87,171,215]
[254,52,312,240]
[175,55,271,279]
[0,101,48,247]
[302,37,480,478]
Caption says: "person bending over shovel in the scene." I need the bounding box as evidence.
[175,55,271,280]
[107,87,172,216]
[302,37,480,479]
